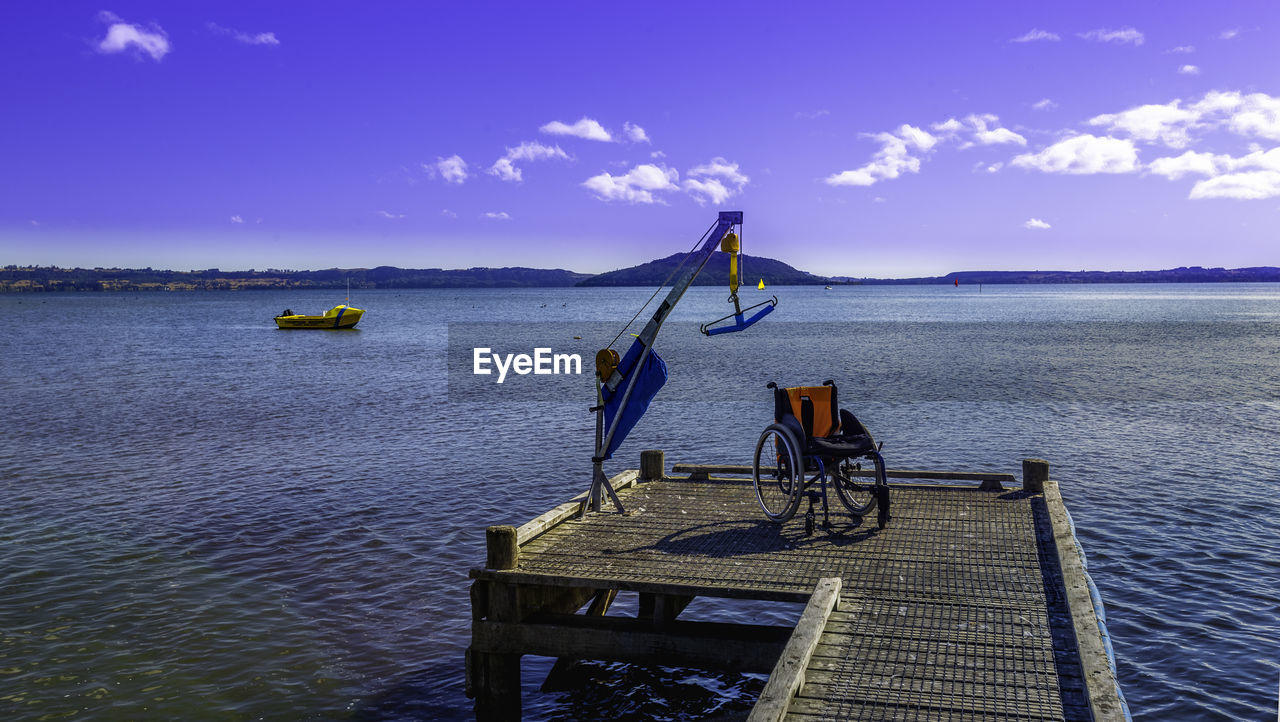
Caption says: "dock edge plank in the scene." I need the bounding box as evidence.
[748,577,842,722]
[1043,480,1127,721]
[515,469,640,546]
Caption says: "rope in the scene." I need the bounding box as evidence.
[607,218,719,350]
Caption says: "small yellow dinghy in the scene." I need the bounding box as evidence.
[274,305,364,329]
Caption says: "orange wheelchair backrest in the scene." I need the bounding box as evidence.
[776,385,840,439]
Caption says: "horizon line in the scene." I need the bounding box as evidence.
[6,261,1279,282]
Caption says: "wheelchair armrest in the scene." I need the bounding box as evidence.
[839,409,874,445]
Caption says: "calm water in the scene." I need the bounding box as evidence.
[2,284,1278,720]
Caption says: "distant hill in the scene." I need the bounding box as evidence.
[359,265,590,288]
[0,265,589,292]
[5,262,1280,293]
[834,266,1280,285]
[578,252,826,287]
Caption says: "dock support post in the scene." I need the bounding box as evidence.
[640,449,665,481]
[1023,458,1049,494]
[486,525,519,570]
[473,526,522,720]
[472,580,522,721]
[638,592,694,630]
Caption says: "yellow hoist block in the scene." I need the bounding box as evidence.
[720,231,740,295]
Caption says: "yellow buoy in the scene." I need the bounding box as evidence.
[757,278,765,290]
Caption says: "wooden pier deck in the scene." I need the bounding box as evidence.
[466,456,1125,720]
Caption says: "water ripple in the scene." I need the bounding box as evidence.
[2,286,1278,720]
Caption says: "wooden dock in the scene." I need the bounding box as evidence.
[466,455,1126,720]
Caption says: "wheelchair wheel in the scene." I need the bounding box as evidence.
[753,424,803,522]
[833,456,882,518]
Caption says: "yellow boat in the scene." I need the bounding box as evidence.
[274,305,364,329]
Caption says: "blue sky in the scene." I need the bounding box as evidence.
[3,2,1279,277]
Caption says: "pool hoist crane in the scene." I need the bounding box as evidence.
[585,211,777,514]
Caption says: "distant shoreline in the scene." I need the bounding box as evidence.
[2,262,1278,292]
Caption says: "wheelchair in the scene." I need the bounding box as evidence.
[752,380,890,533]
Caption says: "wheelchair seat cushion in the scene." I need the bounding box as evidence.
[808,432,876,458]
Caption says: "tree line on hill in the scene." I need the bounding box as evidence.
[3,260,1278,293]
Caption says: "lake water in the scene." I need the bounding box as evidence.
[1,284,1278,720]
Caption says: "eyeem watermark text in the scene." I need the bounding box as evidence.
[473,347,582,384]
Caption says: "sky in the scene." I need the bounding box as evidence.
[3,1,1279,278]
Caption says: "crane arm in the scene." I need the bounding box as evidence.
[585,211,772,514]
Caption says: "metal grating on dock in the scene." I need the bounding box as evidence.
[469,472,1100,720]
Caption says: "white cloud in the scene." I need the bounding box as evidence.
[623,122,650,143]
[207,22,279,46]
[377,210,405,219]
[794,109,831,120]
[650,150,666,159]
[683,157,749,205]
[687,157,749,186]
[1088,100,1200,148]
[483,211,512,220]
[682,178,732,205]
[230,215,244,224]
[932,115,1023,148]
[245,31,278,45]
[582,164,679,204]
[965,114,1027,146]
[826,93,1280,193]
[934,119,965,135]
[1024,218,1052,230]
[97,11,170,61]
[826,125,939,187]
[897,124,939,150]
[1147,150,1225,179]
[1218,28,1241,40]
[1149,147,1280,182]
[441,209,457,219]
[1230,147,1280,172]
[1012,28,1060,42]
[1166,45,1195,54]
[1190,89,1244,115]
[489,158,521,182]
[1222,92,1280,140]
[486,141,570,183]
[540,117,612,142]
[1080,27,1145,45]
[1081,91,1280,150]
[29,220,40,226]
[1178,65,1200,75]
[506,141,568,162]
[1190,170,1280,199]
[433,155,468,184]
[1032,98,1059,111]
[1011,134,1140,174]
